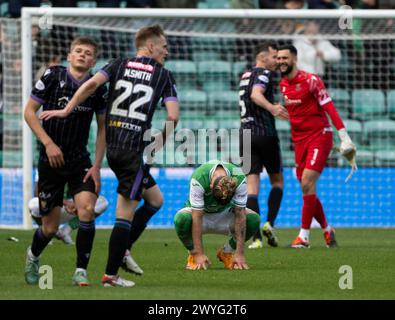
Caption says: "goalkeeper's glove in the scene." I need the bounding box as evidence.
[337,128,357,182]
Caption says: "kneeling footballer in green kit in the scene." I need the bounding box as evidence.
[174,160,260,270]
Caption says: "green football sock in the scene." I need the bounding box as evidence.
[174,211,194,251]
[68,216,80,230]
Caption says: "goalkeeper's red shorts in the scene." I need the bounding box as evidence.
[294,130,333,181]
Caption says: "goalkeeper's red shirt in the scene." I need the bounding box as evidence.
[279,70,344,143]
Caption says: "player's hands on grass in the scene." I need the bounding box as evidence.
[271,104,289,120]
[40,109,70,121]
[83,164,101,194]
[233,254,249,270]
[194,253,211,270]
[45,141,65,168]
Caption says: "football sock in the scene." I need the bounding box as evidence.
[299,228,310,241]
[31,227,52,257]
[314,197,328,229]
[68,216,80,230]
[301,194,317,231]
[247,195,261,240]
[76,220,95,269]
[267,187,283,227]
[105,218,131,276]
[128,203,160,250]
[174,211,193,251]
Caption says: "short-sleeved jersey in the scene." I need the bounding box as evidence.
[279,70,332,143]
[185,160,247,214]
[31,66,107,164]
[239,67,277,137]
[99,56,178,152]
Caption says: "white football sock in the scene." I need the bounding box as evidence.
[299,229,310,241]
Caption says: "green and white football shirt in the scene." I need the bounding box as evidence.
[185,160,247,214]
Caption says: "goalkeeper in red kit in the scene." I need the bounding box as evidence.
[277,45,357,248]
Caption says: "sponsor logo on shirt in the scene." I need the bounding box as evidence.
[127,61,154,72]
[283,95,302,105]
[241,71,251,79]
[258,75,269,83]
[35,80,45,90]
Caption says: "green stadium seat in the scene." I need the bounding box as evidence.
[181,118,204,130]
[198,61,232,92]
[192,51,221,62]
[375,151,395,166]
[91,59,108,74]
[205,0,231,8]
[1,150,22,168]
[386,90,395,119]
[165,60,197,90]
[275,119,292,151]
[219,117,240,129]
[77,1,97,7]
[363,120,395,151]
[354,150,375,167]
[197,1,209,8]
[207,90,238,114]
[343,119,363,146]
[177,90,207,113]
[233,61,247,80]
[329,88,351,119]
[281,150,295,167]
[352,89,386,120]
[1,2,9,16]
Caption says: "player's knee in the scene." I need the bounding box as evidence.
[78,204,95,221]
[174,211,192,228]
[42,224,59,238]
[271,182,283,190]
[147,196,163,210]
[301,179,314,194]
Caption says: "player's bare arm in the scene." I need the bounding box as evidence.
[191,208,211,270]
[251,86,289,120]
[24,98,65,168]
[83,113,106,194]
[39,72,108,120]
[233,205,249,270]
[152,100,180,152]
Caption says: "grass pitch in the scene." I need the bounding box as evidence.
[1,228,395,300]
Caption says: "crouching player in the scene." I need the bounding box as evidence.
[28,195,108,245]
[174,160,260,270]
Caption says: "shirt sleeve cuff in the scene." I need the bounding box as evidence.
[30,94,45,105]
[98,69,109,80]
[163,97,178,103]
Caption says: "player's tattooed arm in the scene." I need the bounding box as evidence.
[191,209,211,270]
[233,206,249,270]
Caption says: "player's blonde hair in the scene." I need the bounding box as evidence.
[135,24,165,49]
[212,176,237,205]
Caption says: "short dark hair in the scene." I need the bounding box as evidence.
[278,44,298,56]
[70,37,99,57]
[255,41,278,57]
[135,24,165,49]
